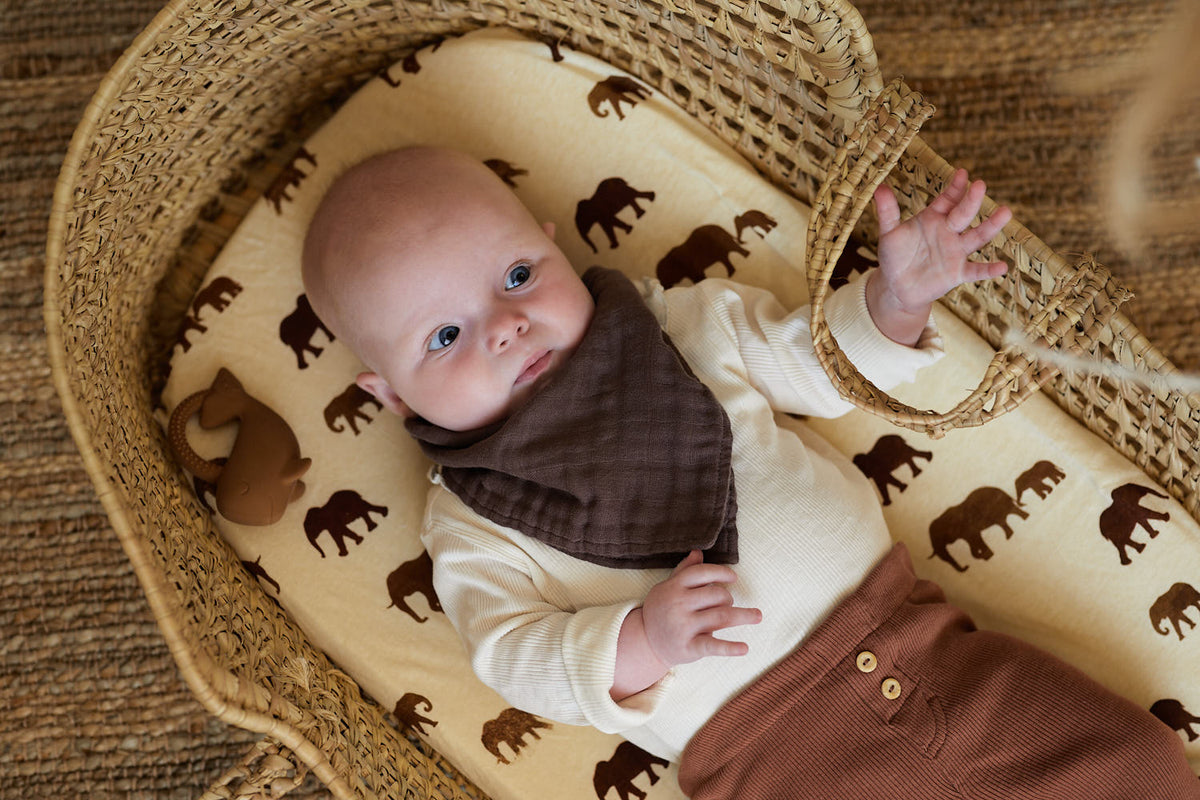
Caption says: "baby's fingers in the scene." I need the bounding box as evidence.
[874,184,903,236]
[691,634,751,659]
[962,259,1008,283]
[928,168,970,215]
[671,549,704,575]
[674,561,740,588]
[946,178,988,233]
[694,604,762,637]
[687,605,762,660]
[961,204,1012,252]
[682,582,737,612]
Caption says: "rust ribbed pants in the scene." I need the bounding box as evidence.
[678,544,1199,799]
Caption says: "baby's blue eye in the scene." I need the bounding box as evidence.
[505,263,532,290]
[428,325,459,352]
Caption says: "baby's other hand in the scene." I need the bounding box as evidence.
[873,168,1012,311]
[640,550,762,667]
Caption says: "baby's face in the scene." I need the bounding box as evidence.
[352,174,595,431]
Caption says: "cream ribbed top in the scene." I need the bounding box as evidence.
[420,271,943,761]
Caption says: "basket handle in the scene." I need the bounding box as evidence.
[806,78,1112,438]
[199,736,309,799]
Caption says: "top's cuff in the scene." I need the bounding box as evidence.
[823,269,944,388]
[561,602,672,734]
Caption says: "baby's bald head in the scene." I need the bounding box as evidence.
[298,145,593,431]
[301,146,515,361]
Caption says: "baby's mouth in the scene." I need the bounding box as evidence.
[516,350,553,385]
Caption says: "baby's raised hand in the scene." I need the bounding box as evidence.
[866,169,1013,345]
[875,168,1012,304]
[640,550,762,667]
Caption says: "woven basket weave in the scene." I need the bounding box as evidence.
[44,0,1200,797]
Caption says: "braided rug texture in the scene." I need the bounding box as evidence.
[2,0,1195,797]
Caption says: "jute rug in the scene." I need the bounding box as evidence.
[2,0,1196,797]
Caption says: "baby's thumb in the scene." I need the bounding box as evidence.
[672,549,704,574]
[874,184,902,236]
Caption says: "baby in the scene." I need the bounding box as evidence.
[303,147,1198,798]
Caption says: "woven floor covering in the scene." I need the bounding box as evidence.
[2,0,1197,797]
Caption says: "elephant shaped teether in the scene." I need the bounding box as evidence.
[168,367,311,525]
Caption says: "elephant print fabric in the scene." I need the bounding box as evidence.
[386,550,441,623]
[176,276,243,353]
[161,27,1200,800]
[594,742,670,800]
[1151,583,1200,641]
[927,486,1030,573]
[853,434,932,506]
[265,146,317,214]
[481,708,553,765]
[324,383,383,435]
[394,692,438,737]
[280,294,335,369]
[1100,483,1171,565]
[304,489,388,558]
[575,177,656,253]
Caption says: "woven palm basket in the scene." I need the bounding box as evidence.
[44,0,1200,796]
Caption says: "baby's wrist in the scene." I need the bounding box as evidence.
[611,607,672,701]
[626,606,673,670]
[865,271,932,347]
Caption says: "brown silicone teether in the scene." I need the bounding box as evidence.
[168,367,311,525]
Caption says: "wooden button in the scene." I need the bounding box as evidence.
[881,677,902,700]
[856,651,878,673]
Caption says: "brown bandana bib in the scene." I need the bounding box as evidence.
[405,266,737,569]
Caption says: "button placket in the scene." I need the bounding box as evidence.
[849,644,916,722]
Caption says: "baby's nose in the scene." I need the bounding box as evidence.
[488,310,529,351]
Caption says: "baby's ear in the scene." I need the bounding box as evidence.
[542,221,557,240]
[356,372,414,418]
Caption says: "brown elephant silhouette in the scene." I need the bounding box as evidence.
[575,177,656,253]
[176,276,243,351]
[401,49,425,73]
[324,384,383,435]
[279,294,335,370]
[593,741,670,800]
[656,225,749,288]
[192,276,242,319]
[733,209,777,242]
[240,555,281,595]
[480,708,552,764]
[1015,460,1065,501]
[265,146,317,213]
[380,66,402,88]
[852,434,932,506]
[543,37,564,62]
[168,368,310,526]
[380,50,427,88]
[1150,699,1200,742]
[1150,582,1200,640]
[929,487,1028,572]
[1099,483,1170,565]
[386,551,442,623]
[587,75,650,119]
[484,158,528,188]
[830,238,876,290]
[304,489,388,558]
[176,314,207,353]
[393,692,438,737]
